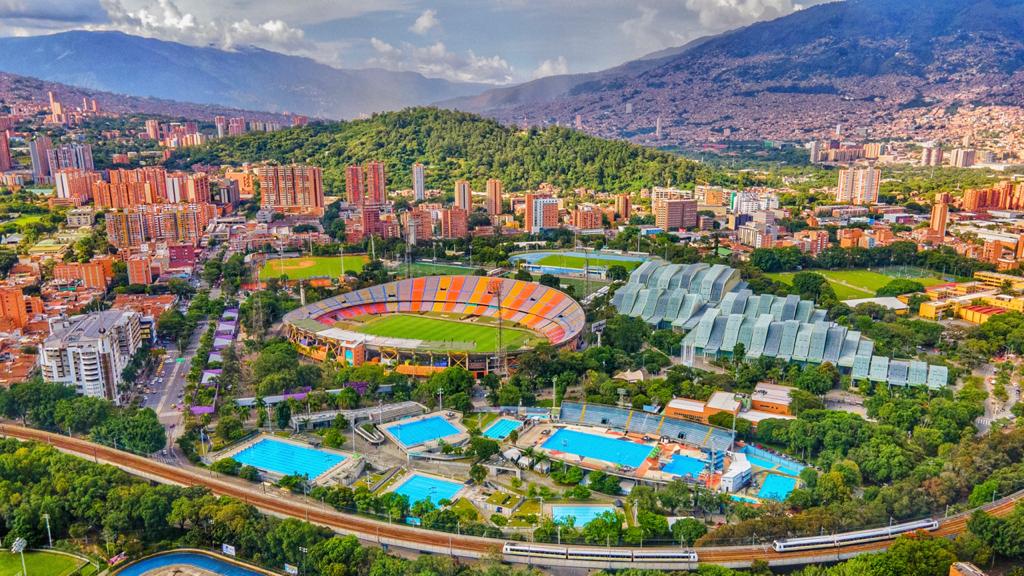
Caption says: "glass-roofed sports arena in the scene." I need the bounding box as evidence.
[612,261,948,388]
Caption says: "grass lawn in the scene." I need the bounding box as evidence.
[5,214,45,228]
[536,254,642,272]
[463,412,499,431]
[260,256,367,280]
[352,313,542,353]
[0,551,84,576]
[510,499,541,527]
[400,262,479,278]
[768,269,947,300]
[554,277,609,298]
[450,498,480,521]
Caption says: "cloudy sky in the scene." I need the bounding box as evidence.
[0,0,829,84]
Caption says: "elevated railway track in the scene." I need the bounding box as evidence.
[4,423,1020,571]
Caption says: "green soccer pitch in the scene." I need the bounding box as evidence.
[0,551,88,576]
[535,254,642,271]
[351,313,543,353]
[260,256,367,280]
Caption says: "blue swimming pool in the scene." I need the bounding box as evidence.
[483,418,522,439]
[758,473,797,501]
[387,416,460,447]
[231,438,344,479]
[393,474,463,505]
[663,454,707,478]
[551,505,616,526]
[542,429,652,468]
[116,552,263,576]
[730,494,759,504]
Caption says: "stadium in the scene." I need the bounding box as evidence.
[283,275,586,375]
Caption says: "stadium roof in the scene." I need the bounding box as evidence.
[613,261,949,387]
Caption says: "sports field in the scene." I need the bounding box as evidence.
[767,269,947,300]
[535,254,642,271]
[352,313,541,352]
[260,256,367,280]
[398,262,479,278]
[0,551,88,576]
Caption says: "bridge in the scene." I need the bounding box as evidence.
[4,423,1019,571]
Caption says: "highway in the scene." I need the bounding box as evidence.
[3,423,1021,571]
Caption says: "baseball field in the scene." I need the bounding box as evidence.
[260,256,367,280]
[767,268,947,300]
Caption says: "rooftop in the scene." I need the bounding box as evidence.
[45,310,135,347]
[752,382,793,407]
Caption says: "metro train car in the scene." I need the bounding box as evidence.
[772,518,940,552]
[502,543,568,559]
[502,543,699,563]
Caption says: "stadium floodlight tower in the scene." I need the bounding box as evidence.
[487,278,507,375]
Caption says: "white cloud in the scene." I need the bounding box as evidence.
[370,38,513,84]
[94,0,345,64]
[409,9,438,35]
[684,0,814,31]
[532,55,568,79]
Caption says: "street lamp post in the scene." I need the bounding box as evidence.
[12,537,27,576]
[299,546,307,576]
[42,513,52,548]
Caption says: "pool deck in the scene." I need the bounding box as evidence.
[209,434,362,485]
[381,411,470,454]
[518,422,727,487]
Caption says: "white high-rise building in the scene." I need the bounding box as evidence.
[836,167,880,205]
[412,163,425,201]
[39,310,143,404]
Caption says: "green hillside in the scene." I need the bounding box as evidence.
[169,107,719,194]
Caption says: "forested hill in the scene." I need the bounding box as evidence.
[169,107,715,194]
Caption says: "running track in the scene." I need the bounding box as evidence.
[4,423,1021,570]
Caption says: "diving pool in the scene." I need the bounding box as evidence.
[758,473,797,501]
[386,416,460,447]
[231,438,344,479]
[392,474,463,506]
[483,418,522,440]
[662,454,707,478]
[542,429,652,468]
[116,552,263,576]
[551,505,616,526]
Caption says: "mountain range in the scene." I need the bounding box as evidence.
[2,0,1023,145]
[0,31,486,119]
[445,0,1024,145]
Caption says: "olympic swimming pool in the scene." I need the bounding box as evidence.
[385,416,460,448]
[230,438,344,479]
[392,474,463,505]
[542,429,652,468]
[483,418,522,439]
[551,505,616,526]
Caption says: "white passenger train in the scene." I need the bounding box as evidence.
[502,543,698,562]
[502,517,941,563]
[771,518,940,552]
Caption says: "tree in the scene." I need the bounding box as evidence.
[607,265,629,281]
[156,309,187,342]
[469,464,487,485]
[275,402,292,430]
[215,415,245,442]
[672,517,707,545]
[90,409,166,454]
[876,279,925,297]
[602,314,651,354]
[514,269,533,282]
[468,437,500,461]
[539,273,560,289]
